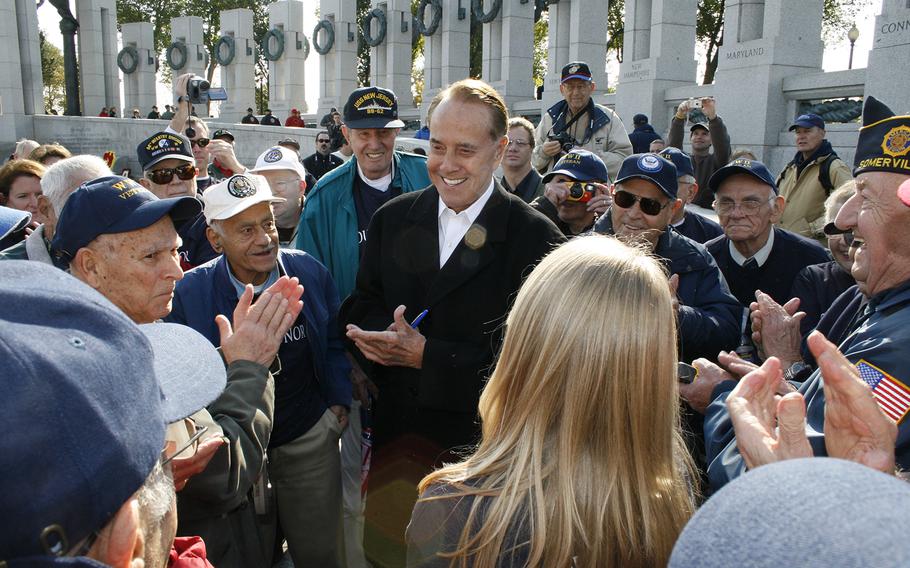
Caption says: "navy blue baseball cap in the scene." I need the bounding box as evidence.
[0,261,225,564]
[343,86,405,129]
[789,113,825,131]
[561,61,593,83]
[51,176,200,262]
[615,153,679,199]
[137,131,195,171]
[658,147,695,178]
[708,158,779,194]
[542,149,609,184]
[633,113,649,125]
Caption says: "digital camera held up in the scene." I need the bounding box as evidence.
[547,131,577,153]
[187,76,210,104]
[566,182,596,204]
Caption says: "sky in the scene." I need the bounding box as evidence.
[36,0,882,114]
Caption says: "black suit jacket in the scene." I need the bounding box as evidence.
[342,182,565,441]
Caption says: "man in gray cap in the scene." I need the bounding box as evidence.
[51,175,304,567]
[0,261,226,566]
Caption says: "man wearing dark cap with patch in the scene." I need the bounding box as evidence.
[694,96,910,492]
[169,173,351,567]
[704,158,829,308]
[52,175,304,568]
[668,97,732,208]
[629,113,662,154]
[659,147,724,243]
[242,107,259,124]
[0,261,228,567]
[261,108,281,126]
[531,148,611,236]
[532,61,632,178]
[777,113,852,241]
[296,86,430,299]
[594,153,740,363]
[137,132,219,269]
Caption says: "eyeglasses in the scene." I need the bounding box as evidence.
[146,163,197,185]
[714,197,774,215]
[613,190,670,216]
[507,139,530,148]
[162,419,209,467]
[317,138,330,144]
[190,138,210,148]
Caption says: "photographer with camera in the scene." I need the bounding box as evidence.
[532,62,632,180]
[531,149,611,236]
[166,73,246,192]
[668,97,732,209]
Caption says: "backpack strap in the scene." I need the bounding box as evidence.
[818,153,838,196]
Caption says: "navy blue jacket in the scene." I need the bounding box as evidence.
[167,250,351,440]
[629,123,662,154]
[177,210,218,270]
[790,260,855,337]
[672,211,724,244]
[705,279,910,491]
[706,227,830,307]
[594,213,741,362]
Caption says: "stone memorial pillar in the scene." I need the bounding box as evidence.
[267,0,308,120]
[170,16,209,111]
[712,0,825,158]
[120,22,157,117]
[541,0,608,111]
[865,1,910,106]
[317,0,358,117]
[480,0,534,104]
[421,0,470,121]
[76,0,120,116]
[614,0,699,136]
[0,0,42,154]
[217,8,256,123]
[368,0,413,108]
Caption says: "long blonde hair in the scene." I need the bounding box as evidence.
[419,235,695,568]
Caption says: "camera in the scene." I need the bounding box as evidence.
[688,97,702,110]
[547,131,576,153]
[187,76,210,105]
[566,182,595,204]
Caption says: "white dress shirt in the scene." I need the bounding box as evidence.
[729,227,775,267]
[437,179,495,268]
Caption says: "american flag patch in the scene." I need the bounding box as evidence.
[856,360,910,424]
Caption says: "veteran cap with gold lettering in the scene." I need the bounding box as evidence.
[853,96,910,177]
[343,86,405,129]
[137,131,195,171]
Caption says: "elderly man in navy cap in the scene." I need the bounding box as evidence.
[168,172,352,567]
[659,147,723,244]
[777,113,852,242]
[531,148,611,236]
[51,175,304,568]
[0,261,227,566]
[692,96,910,492]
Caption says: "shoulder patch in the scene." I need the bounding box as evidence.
[856,359,910,424]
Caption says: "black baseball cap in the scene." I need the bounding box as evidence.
[615,153,679,199]
[212,128,235,142]
[658,147,695,178]
[343,86,405,129]
[853,96,910,177]
[137,132,195,170]
[708,158,779,194]
[561,61,592,83]
[633,113,648,125]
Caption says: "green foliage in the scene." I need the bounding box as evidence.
[533,13,548,87]
[411,0,425,106]
[357,0,371,86]
[607,0,624,63]
[822,0,870,42]
[39,30,65,113]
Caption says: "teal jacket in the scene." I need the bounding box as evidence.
[295,152,430,298]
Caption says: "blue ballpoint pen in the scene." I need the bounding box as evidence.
[410,309,429,328]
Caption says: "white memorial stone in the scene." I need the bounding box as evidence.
[369,0,413,108]
[121,22,157,116]
[218,8,256,123]
[421,0,470,121]
[77,0,120,116]
[865,0,910,107]
[480,0,534,104]
[170,15,209,114]
[318,0,358,117]
[268,0,308,120]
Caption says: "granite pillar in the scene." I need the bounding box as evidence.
[865,0,910,107]
[121,22,157,116]
[268,0,308,120]
[76,0,119,116]
[480,0,534,104]
[369,0,413,108]
[318,0,358,117]
[218,8,256,122]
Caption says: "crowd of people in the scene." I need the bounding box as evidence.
[3,60,910,568]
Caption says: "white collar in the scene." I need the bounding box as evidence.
[729,228,775,267]
[357,161,394,192]
[437,179,496,222]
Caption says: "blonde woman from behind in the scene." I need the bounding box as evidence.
[406,235,696,568]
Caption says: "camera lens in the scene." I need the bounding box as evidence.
[569,183,584,199]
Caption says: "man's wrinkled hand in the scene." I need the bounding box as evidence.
[171,436,225,491]
[218,276,304,366]
[727,357,813,470]
[750,290,804,366]
[810,331,898,474]
[679,357,734,414]
[541,140,563,157]
[346,305,426,369]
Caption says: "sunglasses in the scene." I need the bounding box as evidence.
[147,163,197,185]
[190,138,210,148]
[613,190,670,216]
[317,139,330,144]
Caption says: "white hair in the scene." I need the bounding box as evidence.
[41,155,112,215]
[13,139,39,160]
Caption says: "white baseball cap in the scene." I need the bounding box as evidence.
[250,146,307,179]
[202,173,286,223]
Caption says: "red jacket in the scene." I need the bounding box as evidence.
[169,536,215,568]
[285,115,305,127]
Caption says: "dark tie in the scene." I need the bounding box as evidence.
[743,257,759,270]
